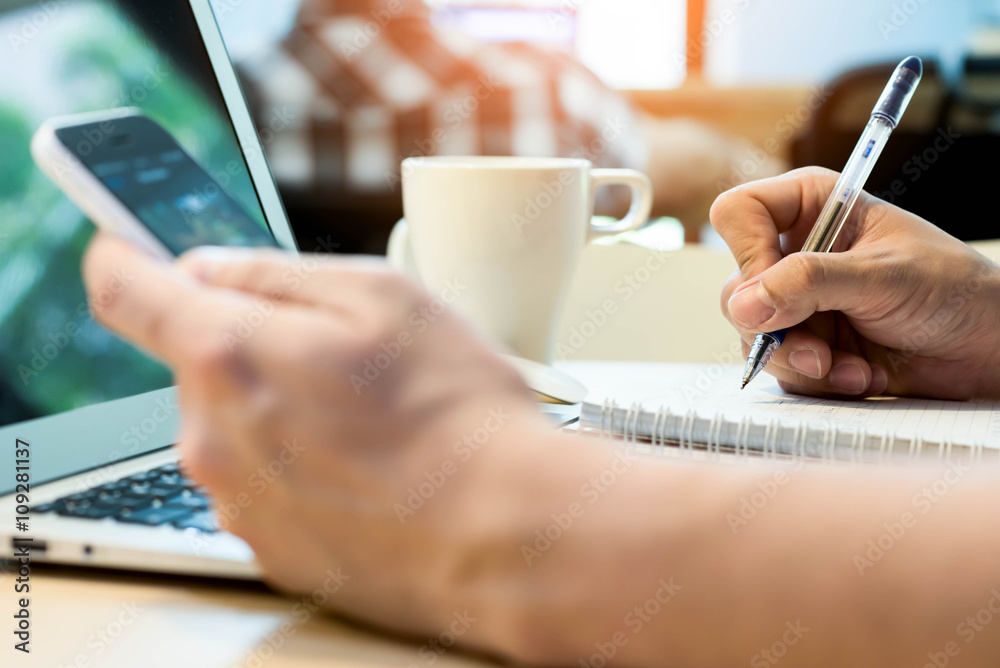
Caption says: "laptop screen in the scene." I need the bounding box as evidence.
[0,0,270,429]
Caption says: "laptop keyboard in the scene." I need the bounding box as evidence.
[34,462,218,533]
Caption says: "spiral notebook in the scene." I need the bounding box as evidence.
[569,362,1000,463]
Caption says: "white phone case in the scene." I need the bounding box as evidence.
[31,108,176,261]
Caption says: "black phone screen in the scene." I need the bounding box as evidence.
[56,114,279,256]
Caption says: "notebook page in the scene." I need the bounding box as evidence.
[565,362,1000,452]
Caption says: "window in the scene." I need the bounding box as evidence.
[426,0,688,89]
[427,0,988,88]
[705,0,981,86]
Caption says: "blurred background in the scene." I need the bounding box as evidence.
[1,0,999,425]
[215,0,1000,252]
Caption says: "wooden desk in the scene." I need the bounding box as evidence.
[7,566,497,667]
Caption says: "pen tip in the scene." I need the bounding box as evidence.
[900,56,923,77]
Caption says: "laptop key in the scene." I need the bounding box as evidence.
[105,479,136,490]
[148,484,187,498]
[162,493,210,512]
[127,471,161,483]
[158,474,186,487]
[116,506,192,526]
[172,511,218,533]
[59,505,119,520]
[93,496,154,512]
[56,504,94,517]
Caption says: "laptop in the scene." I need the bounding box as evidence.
[0,0,300,579]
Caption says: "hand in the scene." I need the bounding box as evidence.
[81,236,548,642]
[710,167,1000,400]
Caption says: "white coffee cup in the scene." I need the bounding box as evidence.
[388,156,653,365]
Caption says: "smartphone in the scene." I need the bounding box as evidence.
[31,108,280,260]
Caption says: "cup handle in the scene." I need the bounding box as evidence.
[587,169,654,243]
[386,218,421,279]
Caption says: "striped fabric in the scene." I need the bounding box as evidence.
[235,0,648,197]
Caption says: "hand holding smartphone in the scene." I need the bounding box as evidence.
[32,108,280,260]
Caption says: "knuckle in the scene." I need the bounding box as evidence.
[366,267,423,302]
[184,339,241,381]
[784,254,825,296]
[798,165,841,192]
[732,244,759,278]
[290,331,338,369]
[215,258,273,294]
[798,165,838,181]
[86,273,129,325]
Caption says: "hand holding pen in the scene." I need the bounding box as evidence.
[737,57,924,390]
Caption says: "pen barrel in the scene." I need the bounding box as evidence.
[802,115,895,253]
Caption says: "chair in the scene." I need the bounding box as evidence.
[792,58,1000,242]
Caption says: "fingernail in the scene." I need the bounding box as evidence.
[789,349,821,378]
[728,282,776,329]
[830,362,868,394]
[870,365,889,395]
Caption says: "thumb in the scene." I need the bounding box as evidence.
[726,252,875,332]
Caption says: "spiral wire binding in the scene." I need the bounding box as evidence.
[766,419,782,460]
[679,410,694,455]
[651,407,663,452]
[687,410,698,456]
[791,423,804,461]
[739,415,752,459]
[823,423,836,463]
[776,420,786,459]
[878,432,895,464]
[676,410,687,452]
[660,406,674,451]
[732,417,744,458]
[708,411,723,460]
[600,398,612,439]
[592,397,987,467]
[625,402,641,445]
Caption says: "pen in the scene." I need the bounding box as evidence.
[741,56,924,390]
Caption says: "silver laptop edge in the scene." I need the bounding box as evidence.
[0,0,301,579]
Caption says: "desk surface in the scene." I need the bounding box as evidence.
[10,566,498,667]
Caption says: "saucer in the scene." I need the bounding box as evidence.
[503,355,589,405]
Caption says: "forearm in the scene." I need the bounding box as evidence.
[456,429,1000,666]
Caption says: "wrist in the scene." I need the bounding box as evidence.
[979,260,1000,398]
[446,427,697,665]
[423,411,556,659]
